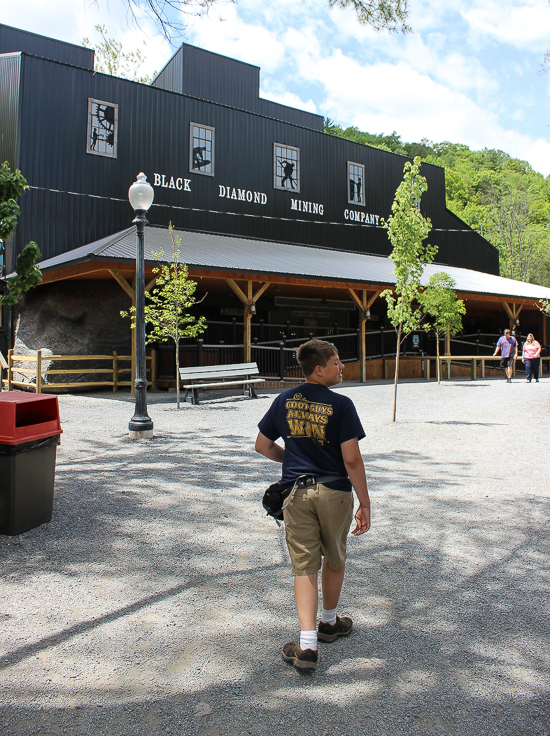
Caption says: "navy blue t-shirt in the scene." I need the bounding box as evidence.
[257,382,365,492]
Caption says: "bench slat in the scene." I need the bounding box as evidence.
[179,362,258,376]
[182,379,265,389]
[181,370,260,381]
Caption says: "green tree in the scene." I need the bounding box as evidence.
[1,242,43,306]
[82,25,156,84]
[380,156,437,421]
[537,298,550,316]
[0,162,28,241]
[122,225,206,409]
[419,272,466,384]
[116,0,410,39]
[0,162,42,306]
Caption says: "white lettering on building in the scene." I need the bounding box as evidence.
[153,173,191,191]
[219,185,267,205]
[290,199,324,216]
[344,209,380,226]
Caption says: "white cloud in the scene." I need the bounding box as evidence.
[462,0,550,49]
[186,3,286,73]
[260,87,318,113]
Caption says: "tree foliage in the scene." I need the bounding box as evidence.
[1,242,43,306]
[380,156,436,421]
[0,162,43,305]
[122,225,206,409]
[0,162,28,241]
[325,123,550,287]
[83,25,156,83]
[419,272,465,384]
[112,0,410,40]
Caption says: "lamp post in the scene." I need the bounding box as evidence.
[128,172,154,439]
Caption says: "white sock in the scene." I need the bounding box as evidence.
[300,630,318,651]
[321,606,337,626]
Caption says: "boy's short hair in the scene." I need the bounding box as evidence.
[297,339,338,377]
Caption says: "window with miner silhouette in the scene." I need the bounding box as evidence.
[190,123,214,175]
[347,161,365,206]
[86,99,118,158]
[274,143,300,192]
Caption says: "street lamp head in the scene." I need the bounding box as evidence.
[128,172,154,213]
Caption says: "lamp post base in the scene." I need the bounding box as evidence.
[129,428,154,440]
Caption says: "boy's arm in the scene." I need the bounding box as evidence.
[255,431,284,463]
[341,437,370,535]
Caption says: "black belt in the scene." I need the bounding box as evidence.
[292,474,347,489]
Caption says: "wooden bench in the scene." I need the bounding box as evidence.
[179,362,265,405]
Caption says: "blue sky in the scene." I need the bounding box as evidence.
[4,0,550,174]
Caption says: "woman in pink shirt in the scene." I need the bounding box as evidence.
[522,333,542,382]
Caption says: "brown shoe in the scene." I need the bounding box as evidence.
[318,615,353,642]
[282,642,318,671]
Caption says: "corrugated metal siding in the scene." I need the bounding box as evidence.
[0,23,93,69]
[0,54,20,167]
[152,43,324,131]
[152,45,184,94]
[14,53,498,274]
[0,53,21,273]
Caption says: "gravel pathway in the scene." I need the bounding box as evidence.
[1,376,549,736]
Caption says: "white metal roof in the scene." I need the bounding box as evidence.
[37,226,550,301]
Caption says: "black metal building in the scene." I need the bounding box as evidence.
[5,22,548,382]
[0,22,498,275]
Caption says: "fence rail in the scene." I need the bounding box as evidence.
[2,349,156,393]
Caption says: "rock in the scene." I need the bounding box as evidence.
[193,702,213,717]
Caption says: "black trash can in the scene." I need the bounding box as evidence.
[0,392,62,536]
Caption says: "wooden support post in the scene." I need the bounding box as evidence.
[481,358,485,378]
[445,328,451,379]
[226,278,268,364]
[424,357,430,381]
[36,349,42,393]
[244,281,252,363]
[113,351,118,393]
[7,349,13,391]
[348,288,379,383]
[471,358,476,381]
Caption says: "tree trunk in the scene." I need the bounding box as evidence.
[436,332,441,385]
[392,322,402,422]
[175,337,181,410]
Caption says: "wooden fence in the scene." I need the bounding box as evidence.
[2,349,157,393]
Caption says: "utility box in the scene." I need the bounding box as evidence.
[0,392,62,536]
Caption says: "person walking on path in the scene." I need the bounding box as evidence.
[255,339,371,672]
[522,333,542,382]
[494,329,518,382]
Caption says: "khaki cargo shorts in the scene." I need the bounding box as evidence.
[283,483,354,576]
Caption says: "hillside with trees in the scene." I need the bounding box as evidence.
[325,120,550,287]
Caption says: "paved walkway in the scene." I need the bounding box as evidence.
[1,378,549,736]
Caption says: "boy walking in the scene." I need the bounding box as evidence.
[255,340,370,671]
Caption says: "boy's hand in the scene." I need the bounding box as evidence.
[352,506,370,535]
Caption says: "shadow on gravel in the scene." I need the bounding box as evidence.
[1,413,549,736]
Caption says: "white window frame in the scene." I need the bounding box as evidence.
[86,98,118,159]
[347,161,365,206]
[189,122,215,176]
[273,142,300,193]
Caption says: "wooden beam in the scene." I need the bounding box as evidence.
[109,269,135,300]
[226,278,249,304]
[502,302,515,321]
[347,288,364,311]
[145,276,158,293]
[365,290,381,309]
[252,281,270,303]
